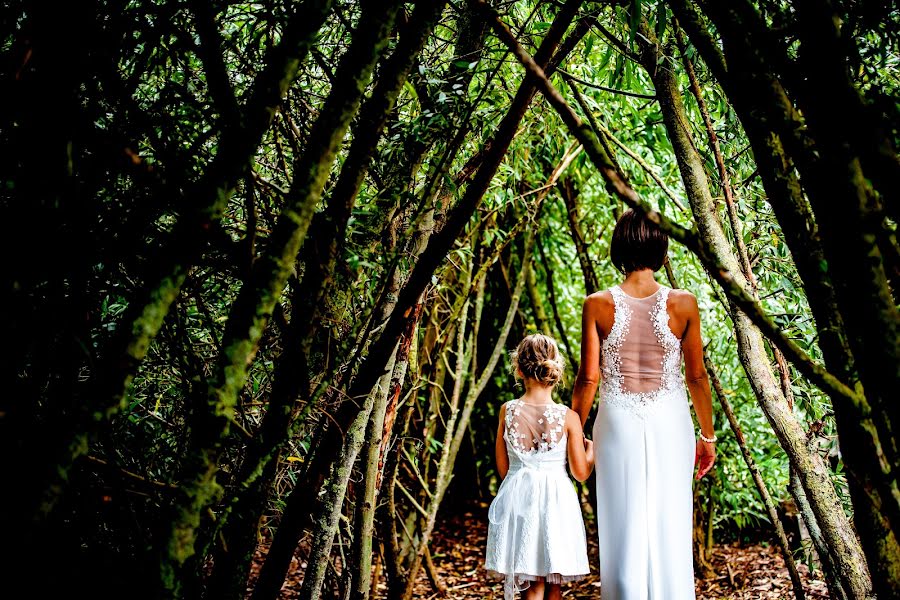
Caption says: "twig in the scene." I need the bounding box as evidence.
[396,480,430,519]
[557,67,656,99]
[85,455,178,490]
[424,545,447,594]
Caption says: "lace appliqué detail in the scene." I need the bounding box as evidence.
[504,400,567,454]
[600,287,683,419]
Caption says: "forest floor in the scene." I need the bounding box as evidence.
[251,503,831,599]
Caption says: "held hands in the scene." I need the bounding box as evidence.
[695,438,716,480]
[583,434,595,467]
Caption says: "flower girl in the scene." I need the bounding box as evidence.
[485,333,593,600]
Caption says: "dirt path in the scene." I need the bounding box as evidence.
[394,504,831,599]
[251,503,831,598]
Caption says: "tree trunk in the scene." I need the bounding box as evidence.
[637,33,872,599]
[203,5,443,595]
[298,344,400,600]
[672,2,898,593]
[790,468,849,600]
[706,357,806,599]
[157,4,404,592]
[537,239,579,371]
[560,176,601,293]
[526,255,552,336]
[349,301,423,600]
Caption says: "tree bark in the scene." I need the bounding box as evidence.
[203,6,443,595]
[22,0,339,522]
[158,2,403,591]
[706,356,806,599]
[298,344,400,600]
[790,468,849,600]
[348,301,423,600]
[560,176,601,293]
[537,238,579,372]
[526,256,552,336]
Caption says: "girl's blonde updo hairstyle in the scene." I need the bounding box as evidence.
[511,333,565,387]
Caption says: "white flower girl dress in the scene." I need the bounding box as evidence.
[485,399,590,599]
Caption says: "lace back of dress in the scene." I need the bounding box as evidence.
[504,401,567,455]
[603,286,681,396]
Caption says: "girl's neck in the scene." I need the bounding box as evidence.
[520,383,554,405]
[620,269,660,297]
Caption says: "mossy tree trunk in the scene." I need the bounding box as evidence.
[157,2,404,592]
[671,1,899,593]
[202,5,444,596]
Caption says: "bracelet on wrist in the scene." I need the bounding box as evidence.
[699,432,717,443]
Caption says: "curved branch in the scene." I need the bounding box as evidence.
[557,67,656,99]
[565,74,687,213]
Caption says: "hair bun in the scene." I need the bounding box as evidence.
[510,334,565,387]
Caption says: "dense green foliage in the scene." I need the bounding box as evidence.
[2,0,897,597]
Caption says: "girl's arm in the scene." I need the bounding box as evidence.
[496,403,509,480]
[565,409,594,482]
[677,291,716,480]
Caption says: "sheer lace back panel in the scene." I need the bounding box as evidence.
[600,285,683,413]
[504,400,568,456]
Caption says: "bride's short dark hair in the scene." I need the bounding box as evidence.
[609,208,669,273]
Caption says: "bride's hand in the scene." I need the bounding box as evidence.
[695,439,716,480]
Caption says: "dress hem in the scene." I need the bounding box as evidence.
[485,568,590,583]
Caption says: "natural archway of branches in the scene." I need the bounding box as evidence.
[1,1,897,598]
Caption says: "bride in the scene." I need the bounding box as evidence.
[571,209,716,599]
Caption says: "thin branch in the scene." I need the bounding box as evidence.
[590,18,641,63]
[565,74,687,212]
[557,67,656,99]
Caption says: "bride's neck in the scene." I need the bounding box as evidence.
[621,269,659,294]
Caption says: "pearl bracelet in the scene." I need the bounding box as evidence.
[699,432,717,443]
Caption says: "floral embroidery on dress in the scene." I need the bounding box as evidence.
[600,286,684,418]
[503,399,567,454]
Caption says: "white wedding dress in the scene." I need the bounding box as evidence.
[591,285,696,599]
[485,400,590,599]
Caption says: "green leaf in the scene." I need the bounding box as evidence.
[628,0,642,47]
[655,0,667,42]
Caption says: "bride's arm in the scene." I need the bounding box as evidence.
[677,291,716,480]
[572,294,604,426]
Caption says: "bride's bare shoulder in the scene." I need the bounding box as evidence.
[583,290,615,312]
[667,288,700,316]
[585,289,614,303]
[583,291,616,334]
